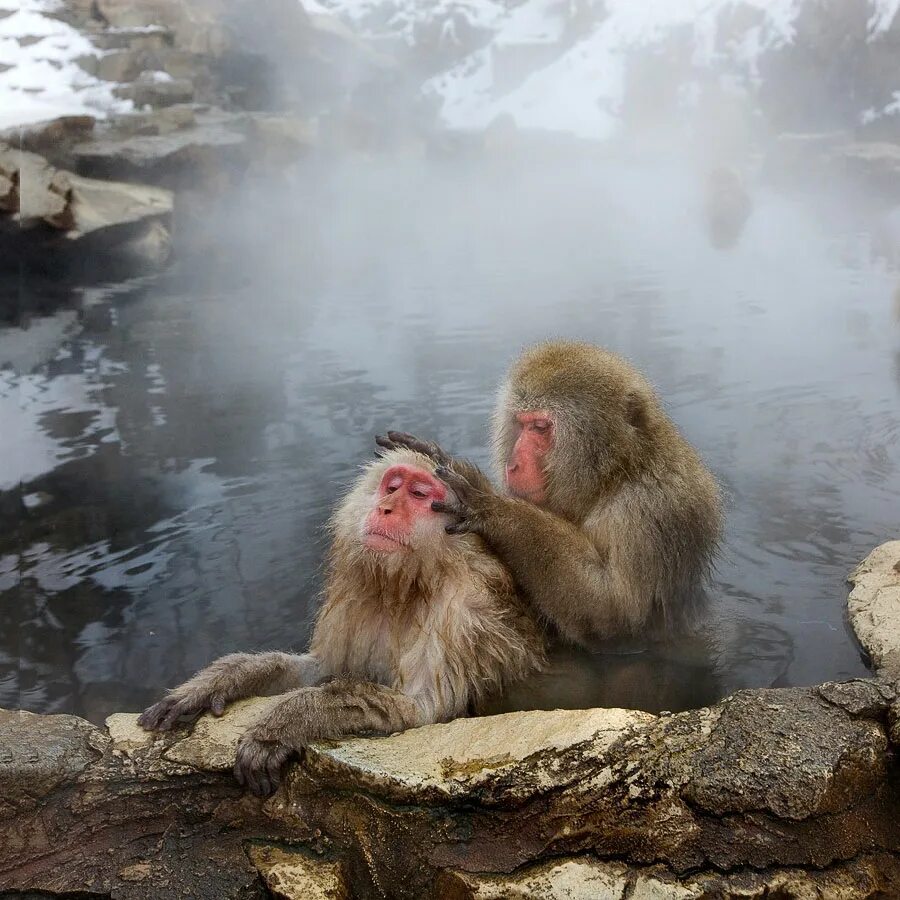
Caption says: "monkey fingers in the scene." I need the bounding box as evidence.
[234,735,294,797]
[138,692,225,732]
[377,431,452,466]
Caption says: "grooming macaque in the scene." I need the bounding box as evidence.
[378,341,722,647]
[139,449,544,796]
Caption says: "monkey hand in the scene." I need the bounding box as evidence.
[137,655,261,732]
[432,465,492,536]
[138,686,231,733]
[234,731,296,797]
[375,431,451,466]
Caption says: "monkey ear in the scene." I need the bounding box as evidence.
[625,392,647,430]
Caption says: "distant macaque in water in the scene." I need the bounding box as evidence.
[703,166,752,250]
[139,449,544,796]
[872,206,900,269]
[379,341,722,648]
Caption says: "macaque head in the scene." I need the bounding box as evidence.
[504,410,554,504]
[493,341,659,520]
[362,463,448,553]
[330,449,459,566]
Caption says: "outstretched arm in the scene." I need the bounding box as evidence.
[138,651,323,732]
[432,467,635,645]
[234,678,427,796]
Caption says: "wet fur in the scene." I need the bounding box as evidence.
[139,449,545,795]
[481,341,723,643]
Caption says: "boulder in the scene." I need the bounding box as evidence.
[1,543,899,897]
[0,143,173,273]
[848,540,900,676]
[72,106,251,187]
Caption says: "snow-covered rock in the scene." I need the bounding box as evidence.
[319,0,900,141]
[0,0,132,130]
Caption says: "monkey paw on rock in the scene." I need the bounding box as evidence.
[138,689,229,732]
[234,733,295,797]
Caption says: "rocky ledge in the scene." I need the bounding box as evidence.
[1,542,899,899]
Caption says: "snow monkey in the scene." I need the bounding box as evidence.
[378,341,723,647]
[139,448,545,796]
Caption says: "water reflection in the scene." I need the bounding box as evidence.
[2,157,896,723]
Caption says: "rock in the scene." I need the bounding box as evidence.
[0,708,105,804]
[162,696,283,770]
[2,674,900,898]
[681,688,888,820]
[72,107,251,187]
[44,171,172,236]
[440,854,900,899]
[0,142,174,275]
[761,130,848,185]
[308,707,654,804]
[248,845,349,900]
[246,113,318,166]
[828,142,900,201]
[440,858,638,900]
[0,115,96,167]
[848,540,900,676]
[115,72,196,108]
[0,145,64,220]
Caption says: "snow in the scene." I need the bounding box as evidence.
[426,0,802,139]
[868,0,900,35]
[0,0,131,130]
[317,0,505,45]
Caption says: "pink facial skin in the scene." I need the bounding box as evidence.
[364,465,448,552]
[505,411,554,504]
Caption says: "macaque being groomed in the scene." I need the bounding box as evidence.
[139,449,544,796]
[378,341,722,647]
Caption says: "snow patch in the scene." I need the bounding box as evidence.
[868,0,900,36]
[425,0,800,139]
[0,0,132,130]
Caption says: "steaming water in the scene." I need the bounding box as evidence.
[1,155,897,724]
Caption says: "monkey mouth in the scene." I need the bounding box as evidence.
[363,528,410,551]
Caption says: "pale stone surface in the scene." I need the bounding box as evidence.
[107,696,282,769]
[443,855,898,899]
[248,846,348,900]
[848,540,900,676]
[45,172,172,236]
[106,712,154,755]
[442,859,634,899]
[308,707,654,802]
[163,696,283,770]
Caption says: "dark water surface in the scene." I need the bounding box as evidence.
[2,156,897,723]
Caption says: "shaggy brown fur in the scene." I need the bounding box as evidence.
[385,342,723,646]
[139,449,545,796]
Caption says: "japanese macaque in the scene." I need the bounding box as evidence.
[138,449,544,796]
[378,341,722,647]
[703,165,752,250]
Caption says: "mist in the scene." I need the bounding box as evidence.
[1,0,899,722]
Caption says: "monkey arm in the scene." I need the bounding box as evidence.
[138,651,323,732]
[233,678,424,796]
[472,498,620,644]
[434,465,622,644]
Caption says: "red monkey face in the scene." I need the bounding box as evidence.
[505,411,554,504]
[363,464,448,553]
